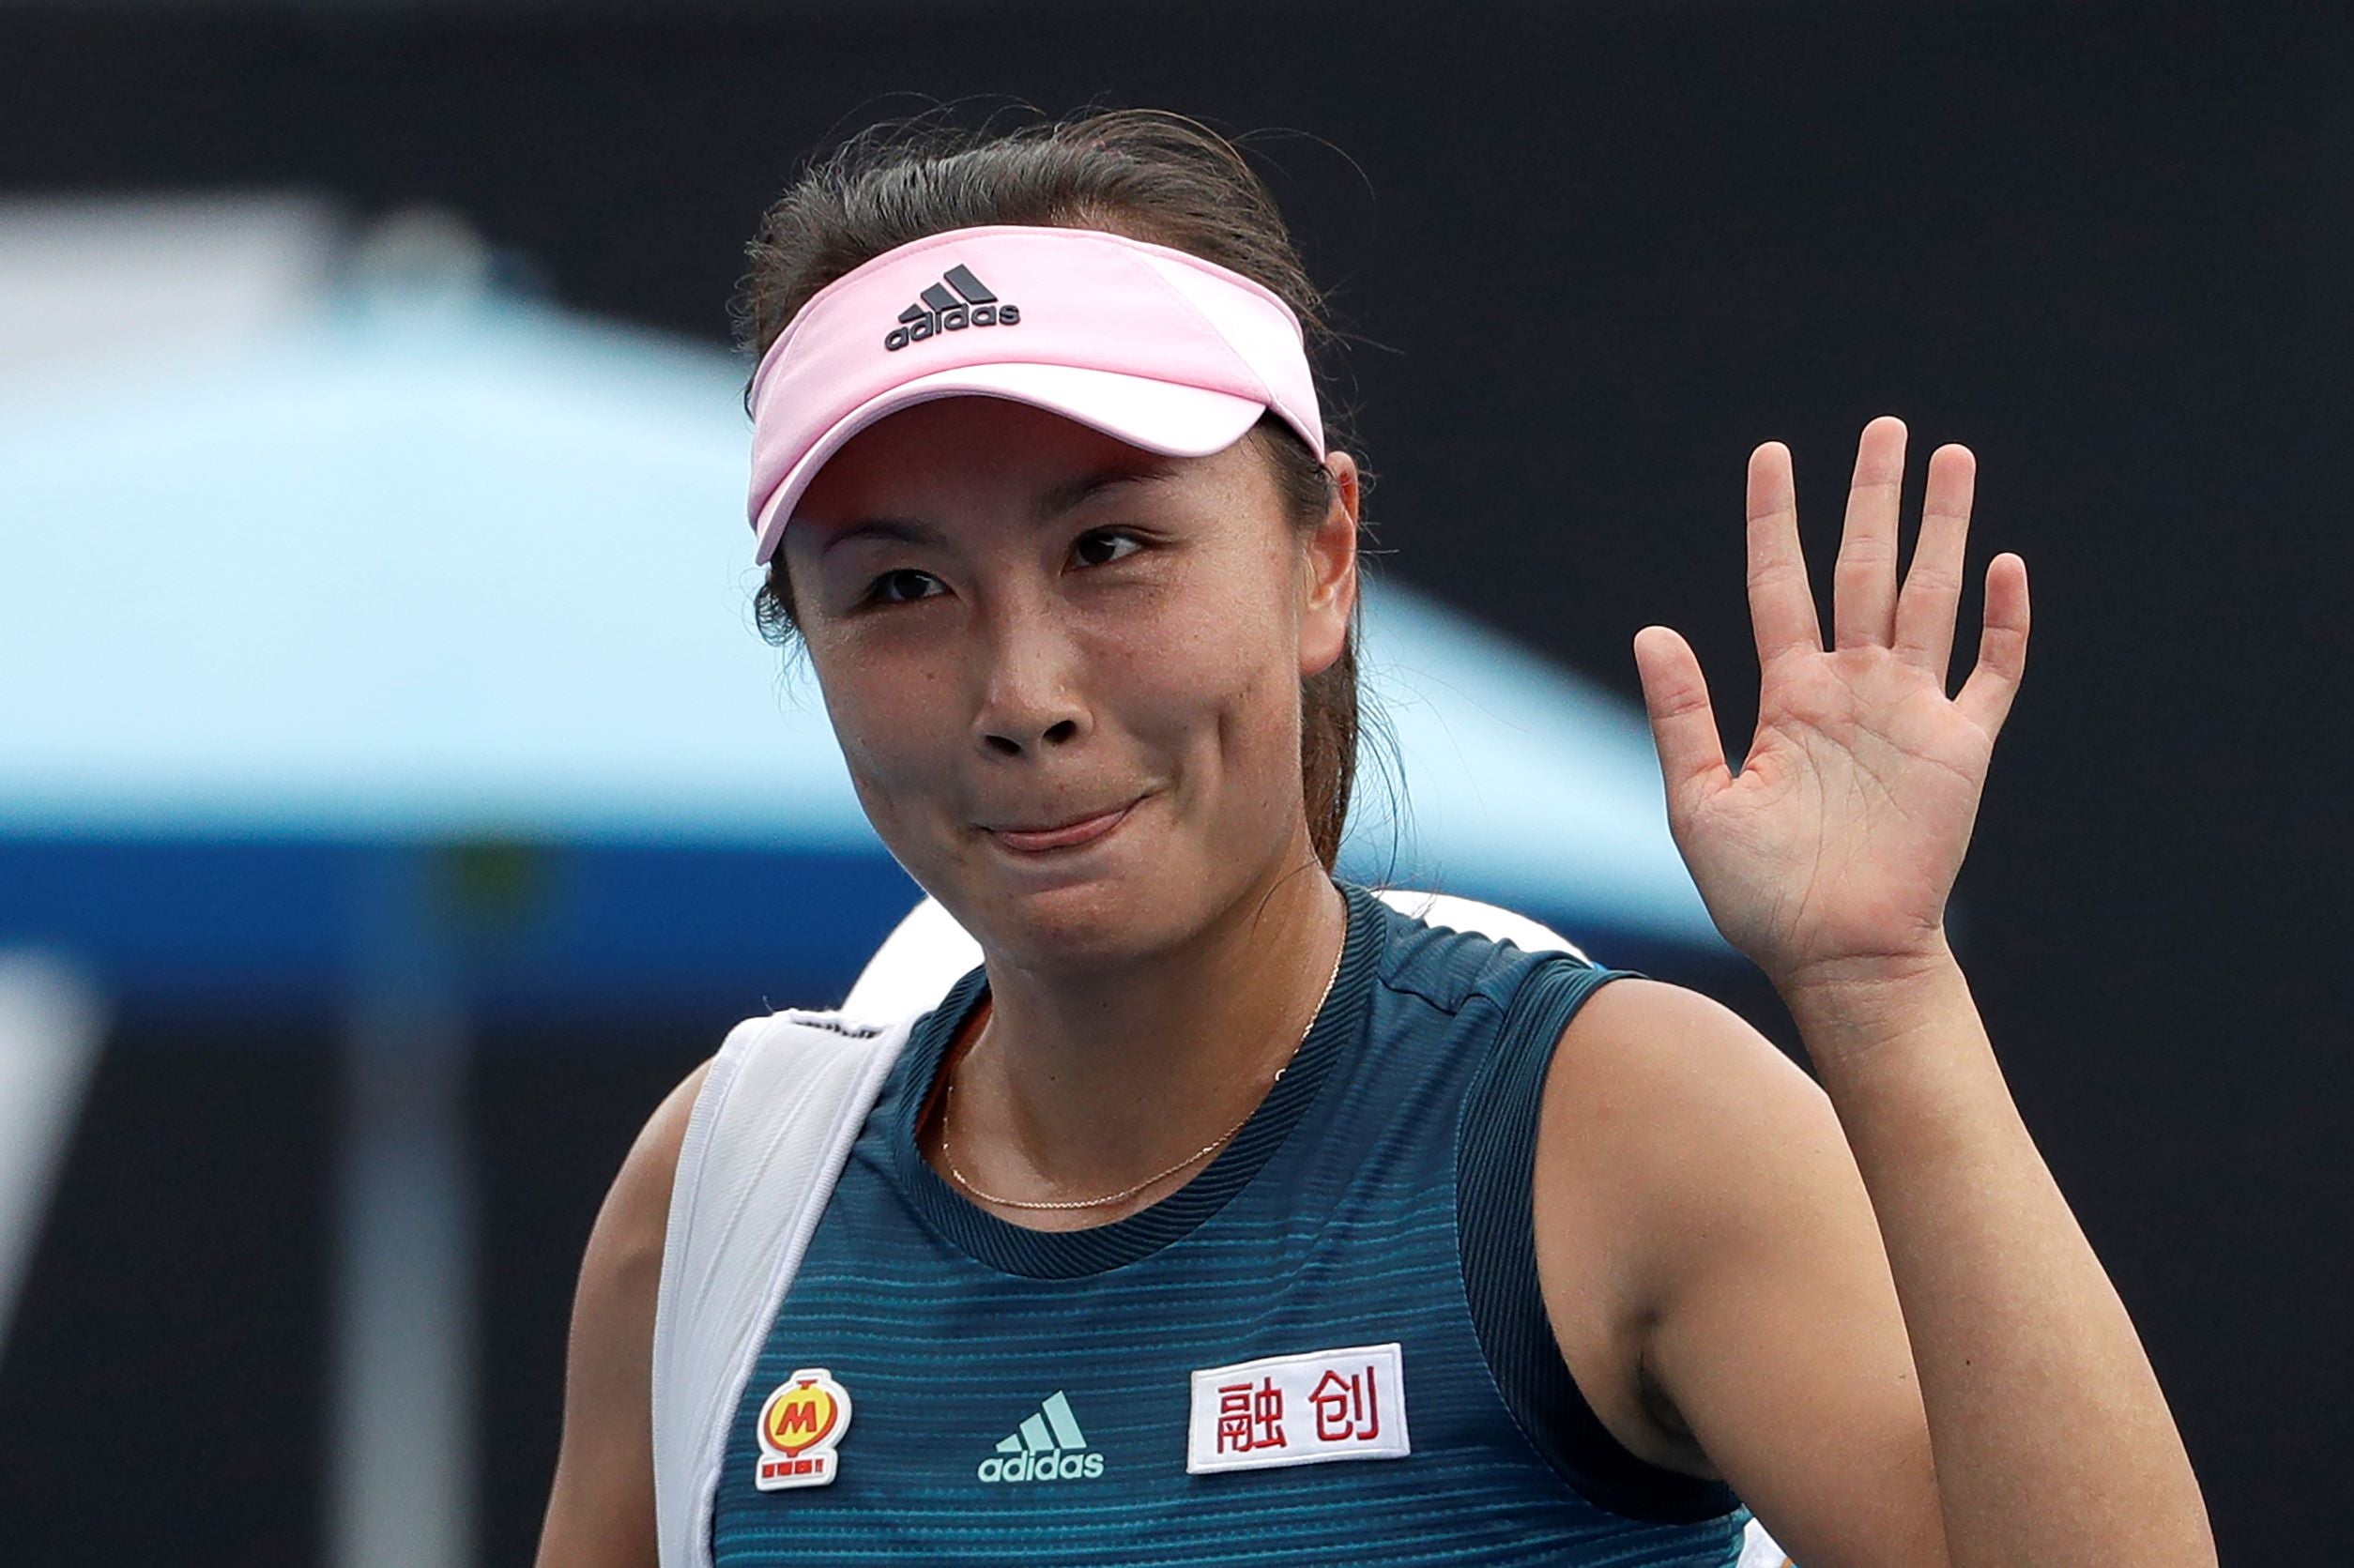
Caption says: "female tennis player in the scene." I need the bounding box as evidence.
[538,112,2214,1567]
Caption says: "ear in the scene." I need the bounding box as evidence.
[1299,450,1361,680]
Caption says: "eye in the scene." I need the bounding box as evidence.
[865,568,943,606]
[1071,528,1144,569]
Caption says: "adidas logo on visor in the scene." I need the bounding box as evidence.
[883,264,1021,352]
[974,1391,1105,1484]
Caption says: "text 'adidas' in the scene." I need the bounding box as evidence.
[885,264,1020,352]
[975,1391,1105,1484]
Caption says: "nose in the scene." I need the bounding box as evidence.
[972,600,1089,759]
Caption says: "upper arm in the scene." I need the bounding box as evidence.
[1534,978,1949,1568]
[534,1058,714,1568]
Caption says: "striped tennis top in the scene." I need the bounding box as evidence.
[711,880,1752,1565]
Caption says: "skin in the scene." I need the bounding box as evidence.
[539,403,2215,1568]
[774,400,1354,1207]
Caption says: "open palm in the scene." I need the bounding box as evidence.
[1632,417,2031,989]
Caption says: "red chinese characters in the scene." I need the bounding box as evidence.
[1215,1376,1288,1454]
[1186,1342,1410,1474]
[1309,1362,1383,1443]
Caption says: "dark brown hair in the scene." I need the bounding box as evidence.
[735,108,1366,869]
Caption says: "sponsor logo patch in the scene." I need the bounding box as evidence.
[755,1367,851,1490]
[1186,1343,1410,1474]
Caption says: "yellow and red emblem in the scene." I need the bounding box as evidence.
[755,1366,853,1490]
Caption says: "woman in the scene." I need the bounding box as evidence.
[539,112,2213,1567]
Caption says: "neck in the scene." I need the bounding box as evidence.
[929,853,1349,1229]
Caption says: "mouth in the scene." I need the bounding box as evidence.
[982,796,1144,854]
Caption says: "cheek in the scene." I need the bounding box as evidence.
[808,640,958,811]
[1107,564,1303,788]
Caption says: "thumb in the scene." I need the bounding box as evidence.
[1633,626,1730,814]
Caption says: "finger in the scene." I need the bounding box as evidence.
[1893,442,1977,684]
[1746,441,1823,671]
[1832,416,1907,650]
[1633,624,1732,818]
[1955,552,2030,738]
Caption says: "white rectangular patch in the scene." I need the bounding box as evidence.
[1185,1342,1410,1474]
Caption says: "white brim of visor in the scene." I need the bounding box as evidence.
[752,361,1273,564]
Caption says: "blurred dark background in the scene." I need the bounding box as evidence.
[2,1,2346,1562]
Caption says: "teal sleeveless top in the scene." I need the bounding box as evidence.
[711,882,1751,1565]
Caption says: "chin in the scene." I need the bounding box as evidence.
[931,847,1205,975]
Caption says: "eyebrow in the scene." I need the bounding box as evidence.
[818,463,1181,556]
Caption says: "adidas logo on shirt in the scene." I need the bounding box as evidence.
[974,1391,1105,1483]
[883,264,1020,352]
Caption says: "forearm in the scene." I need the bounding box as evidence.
[1782,948,2214,1568]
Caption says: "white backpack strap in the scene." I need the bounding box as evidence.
[834,890,1588,1032]
[650,1007,913,1568]
[1372,887,1593,964]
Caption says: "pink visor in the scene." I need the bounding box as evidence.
[744,223,1325,564]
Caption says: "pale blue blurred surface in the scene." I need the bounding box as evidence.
[0,278,1724,989]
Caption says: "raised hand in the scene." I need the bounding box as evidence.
[1630,416,2030,993]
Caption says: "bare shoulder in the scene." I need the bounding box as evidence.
[1540,978,1841,1275]
[1529,979,1836,1468]
[1534,977,1945,1560]
[533,1057,716,1568]
[590,1057,716,1293]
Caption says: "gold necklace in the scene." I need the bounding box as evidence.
[940,934,1347,1213]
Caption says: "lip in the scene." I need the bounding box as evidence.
[984,797,1142,854]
